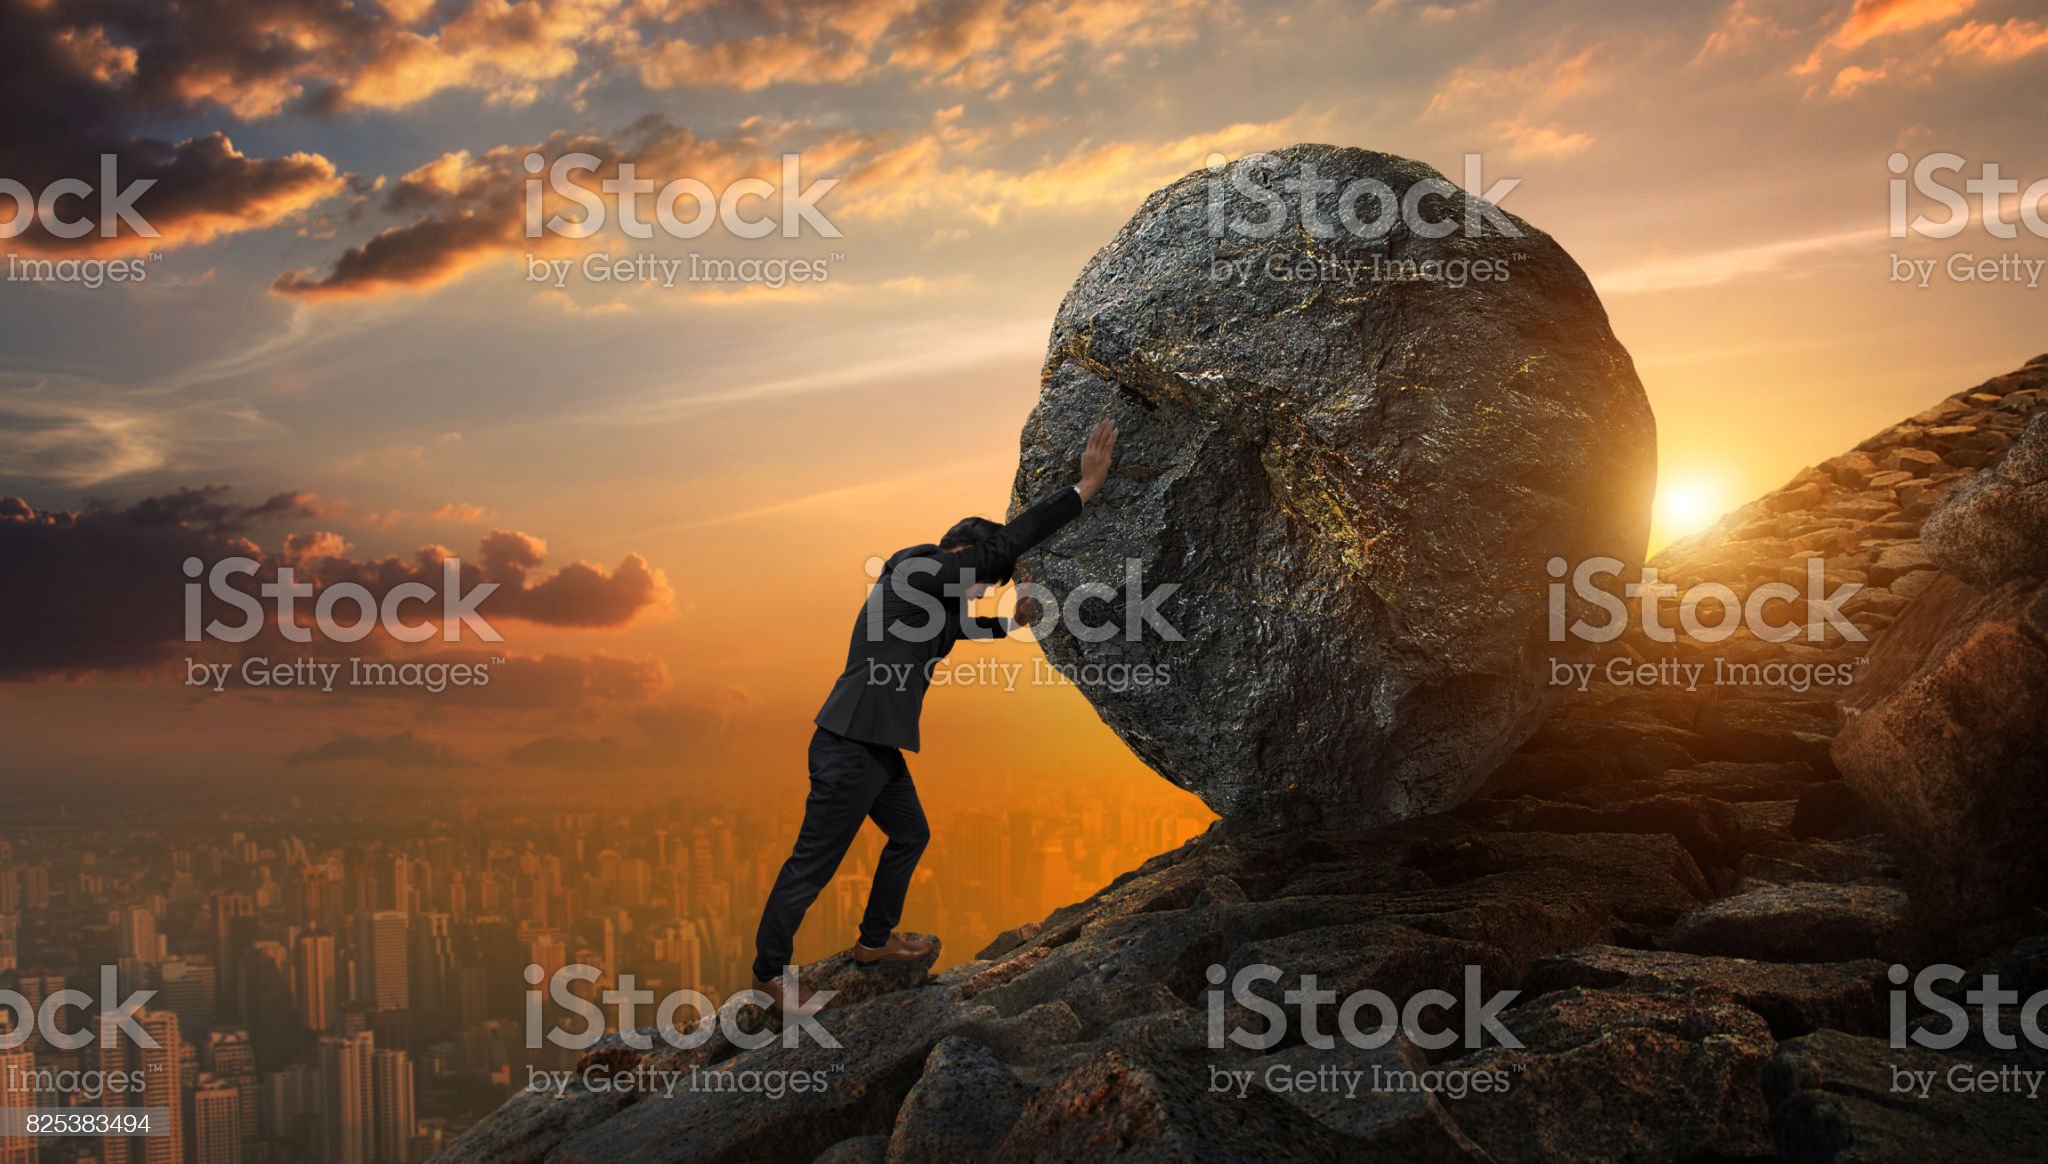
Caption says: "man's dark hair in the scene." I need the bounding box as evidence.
[940,515,1003,552]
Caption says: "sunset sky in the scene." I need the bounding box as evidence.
[4,0,2047,807]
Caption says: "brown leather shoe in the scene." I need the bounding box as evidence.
[851,931,935,967]
[750,973,818,1013]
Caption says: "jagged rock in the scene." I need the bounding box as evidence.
[1664,883,1912,963]
[1766,1029,2048,1162]
[883,1037,1032,1161]
[1501,792,1742,869]
[989,1049,1358,1162]
[1522,946,1888,1038]
[1011,143,1656,829]
[1447,988,1775,1161]
[1734,836,1898,890]
[539,988,959,1164]
[1922,408,2048,587]
[1250,1038,1490,1161]
[1834,570,2048,929]
[813,1137,888,1164]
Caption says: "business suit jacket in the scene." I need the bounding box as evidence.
[815,487,1083,751]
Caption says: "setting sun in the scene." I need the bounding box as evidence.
[1652,475,1732,551]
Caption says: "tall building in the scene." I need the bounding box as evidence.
[317,1032,374,1164]
[294,931,338,1035]
[0,1043,36,1164]
[210,894,255,1015]
[187,1075,241,1164]
[370,1050,414,1164]
[96,1011,135,1164]
[115,907,164,980]
[237,943,297,1070]
[203,1031,260,1150]
[158,960,218,1042]
[406,914,453,1033]
[355,912,408,1014]
[134,1009,185,1164]
[260,1064,319,1157]
[0,914,16,975]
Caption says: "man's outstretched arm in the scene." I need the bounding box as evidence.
[977,417,1120,567]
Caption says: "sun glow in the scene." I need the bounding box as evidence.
[1651,475,1732,551]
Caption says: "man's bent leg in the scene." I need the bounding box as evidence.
[857,748,930,950]
[752,729,885,983]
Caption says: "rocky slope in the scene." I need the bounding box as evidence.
[440,356,2048,1163]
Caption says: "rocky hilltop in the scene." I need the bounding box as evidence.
[440,356,2048,1162]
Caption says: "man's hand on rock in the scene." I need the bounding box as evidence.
[1078,417,1119,502]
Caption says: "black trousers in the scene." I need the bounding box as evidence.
[751,726,930,983]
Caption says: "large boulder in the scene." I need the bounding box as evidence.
[1921,405,2048,587]
[1011,143,1656,828]
[1832,570,2048,930]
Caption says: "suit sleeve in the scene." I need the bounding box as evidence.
[961,614,1011,640]
[904,488,1084,597]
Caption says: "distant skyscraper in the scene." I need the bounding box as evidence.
[237,942,297,1071]
[356,913,409,1013]
[0,1042,36,1164]
[134,1009,185,1164]
[294,931,338,1035]
[260,1063,319,1154]
[158,960,218,1042]
[203,1031,260,1149]
[188,1075,241,1164]
[383,856,411,915]
[371,1050,414,1164]
[317,1032,374,1164]
[115,907,164,977]
[406,914,453,1028]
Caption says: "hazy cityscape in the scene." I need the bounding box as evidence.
[0,778,1211,1163]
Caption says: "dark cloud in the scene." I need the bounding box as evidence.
[0,485,673,680]
[269,125,797,298]
[0,0,346,256]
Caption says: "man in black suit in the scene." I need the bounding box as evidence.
[751,419,1120,1005]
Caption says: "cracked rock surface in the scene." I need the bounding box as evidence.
[1010,143,1657,829]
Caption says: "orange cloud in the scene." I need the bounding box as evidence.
[1941,17,2048,62]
